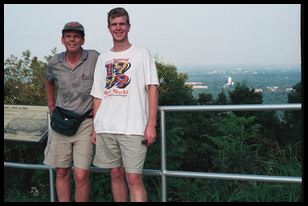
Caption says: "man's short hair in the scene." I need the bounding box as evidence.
[107,7,130,26]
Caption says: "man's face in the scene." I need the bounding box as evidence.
[61,31,84,53]
[108,16,130,43]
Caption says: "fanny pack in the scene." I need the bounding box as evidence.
[50,106,93,136]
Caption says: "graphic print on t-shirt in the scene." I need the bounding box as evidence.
[104,59,131,97]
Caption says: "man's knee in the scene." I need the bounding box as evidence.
[111,167,125,180]
[74,168,89,184]
[126,173,143,186]
[56,168,70,179]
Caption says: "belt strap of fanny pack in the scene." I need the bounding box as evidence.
[81,109,93,120]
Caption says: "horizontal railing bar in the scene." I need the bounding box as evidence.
[4,162,50,170]
[4,162,301,183]
[4,162,161,176]
[159,104,301,112]
[88,167,161,176]
[165,170,302,183]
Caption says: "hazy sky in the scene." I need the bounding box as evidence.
[4,4,301,67]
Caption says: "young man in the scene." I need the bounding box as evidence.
[43,21,99,202]
[91,7,159,202]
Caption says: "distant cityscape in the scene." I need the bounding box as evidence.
[177,65,301,104]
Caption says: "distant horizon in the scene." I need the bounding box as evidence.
[176,63,301,70]
[5,4,301,66]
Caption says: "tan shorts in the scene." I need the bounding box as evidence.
[93,133,147,174]
[43,118,94,170]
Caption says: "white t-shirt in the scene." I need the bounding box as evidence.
[90,45,159,135]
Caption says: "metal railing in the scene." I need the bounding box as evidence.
[4,104,302,202]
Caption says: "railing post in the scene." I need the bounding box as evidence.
[160,110,167,202]
[49,167,55,202]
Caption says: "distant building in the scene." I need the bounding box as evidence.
[255,88,263,93]
[185,82,203,85]
[192,85,208,89]
[224,76,234,87]
[267,86,279,92]
[286,87,295,92]
[185,82,208,89]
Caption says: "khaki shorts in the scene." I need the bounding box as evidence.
[43,118,94,170]
[93,133,147,174]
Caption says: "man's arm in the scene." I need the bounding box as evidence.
[93,97,102,118]
[92,97,102,144]
[45,79,56,114]
[144,85,158,146]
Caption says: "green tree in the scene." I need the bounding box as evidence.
[145,60,197,171]
[197,92,213,105]
[44,47,58,62]
[285,82,301,130]
[282,81,302,158]
[288,82,301,103]
[29,56,48,105]
[227,81,284,157]
[4,50,32,104]
[229,81,263,105]
[156,61,196,105]
[201,113,262,173]
[215,89,229,105]
[4,49,58,105]
[228,81,263,118]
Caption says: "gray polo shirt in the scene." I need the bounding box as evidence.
[46,49,99,115]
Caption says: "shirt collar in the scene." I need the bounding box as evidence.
[58,48,88,63]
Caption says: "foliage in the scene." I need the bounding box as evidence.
[89,173,113,202]
[288,82,301,103]
[283,82,302,149]
[202,113,262,173]
[215,89,229,105]
[229,81,263,105]
[228,81,263,117]
[4,48,58,105]
[4,142,48,202]
[144,126,188,170]
[156,60,196,105]
[198,92,213,105]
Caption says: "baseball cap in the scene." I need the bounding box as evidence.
[62,21,84,33]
